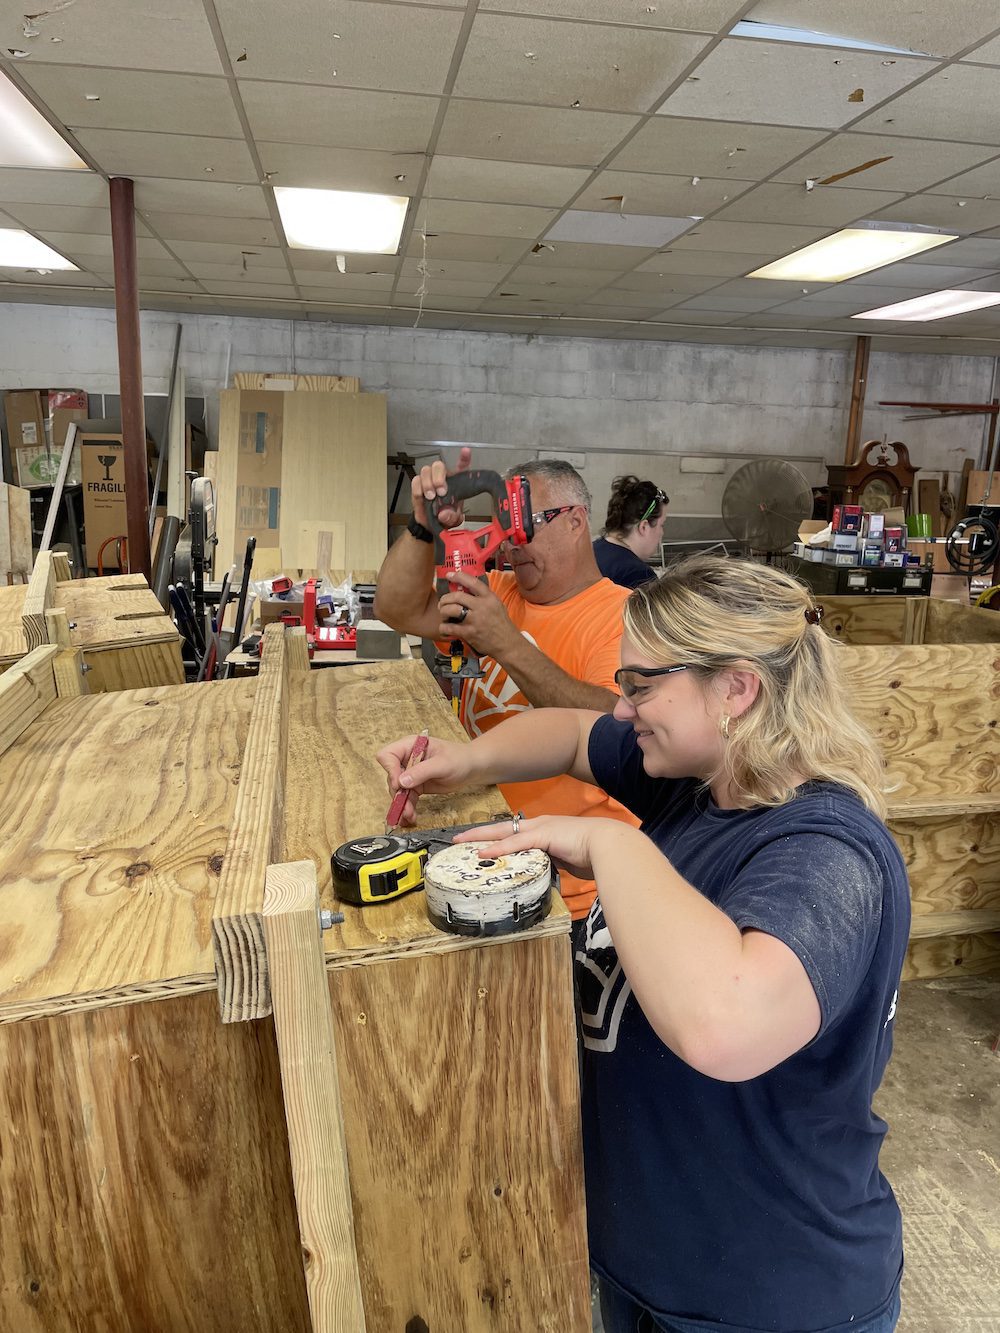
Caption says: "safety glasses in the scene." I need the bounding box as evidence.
[530,505,576,529]
[614,663,689,700]
[640,490,668,523]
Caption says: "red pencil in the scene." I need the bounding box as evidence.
[385,730,430,833]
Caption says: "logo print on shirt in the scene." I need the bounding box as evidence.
[883,988,898,1030]
[462,632,538,737]
[577,900,632,1053]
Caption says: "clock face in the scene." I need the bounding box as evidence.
[858,476,895,513]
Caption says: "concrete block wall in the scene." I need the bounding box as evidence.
[0,301,993,520]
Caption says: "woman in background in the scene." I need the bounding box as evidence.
[593,475,669,589]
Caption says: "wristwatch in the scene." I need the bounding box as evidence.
[407,517,434,544]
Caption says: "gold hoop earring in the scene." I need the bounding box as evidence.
[720,714,731,739]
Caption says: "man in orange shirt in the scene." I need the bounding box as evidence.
[374,446,639,922]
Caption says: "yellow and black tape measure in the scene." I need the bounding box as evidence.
[332,835,427,905]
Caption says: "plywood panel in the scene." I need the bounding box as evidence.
[0,679,255,1022]
[889,811,1000,916]
[841,643,1000,800]
[331,933,590,1333]
[233,372,360,392]
[0,991,311,1332]
[819,596,909,645]
[84,639,185,692]
[280,393,387,574]
[925,596,1000,645]
[0,482,31,579]
[0,582,27,664]
[286,519,346,573]
[903,930,1000,980]
[57,575,180,651]
[215,389,284,575]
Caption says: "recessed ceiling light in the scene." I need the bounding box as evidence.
[749,226,957,282]
[0,229,78,270]
[275,187,408,254]
[0,70,89,170]
[853,289,1000,322]
[544,211,698,248]
[730,19,925,55]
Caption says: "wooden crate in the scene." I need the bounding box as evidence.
[0,630,588,1332]
[0,551,183,691]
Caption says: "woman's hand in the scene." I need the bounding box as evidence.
[453,814,601,882]
[376,734,476,827]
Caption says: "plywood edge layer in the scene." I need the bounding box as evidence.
[324,910,570,972]
[0,971,216,1025]
[0,644,59,757]
[212,622,289,1022]
[909,908,1000,940]
[888,794,1000,821]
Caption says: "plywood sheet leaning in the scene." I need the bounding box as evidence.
[925,597,1000,645]
[233,372,360,392]
[280,393,388,575]
[0,482,31,581]
[215,388,284,574]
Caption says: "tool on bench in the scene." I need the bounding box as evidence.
[222,537,256,679]
[332,819,508,906]
[385,730,429,833]
[426,470,533,713]
[303,577,357,652]
[172,475,218,635]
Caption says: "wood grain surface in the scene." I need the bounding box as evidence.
[0,582,27,664]
[57,575,179,650]
[0,678,254,1020]
[0,645,58,758]
[22,550,55,651]
[0,481,31,579]
[0,991,311,1332]
[925,596,1000,645]
[890,811,1000,915]
[819,596,911,645]
[263,861,367,1332]
[903,929,1000,979]
[232,372,360,392]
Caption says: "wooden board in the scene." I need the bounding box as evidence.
[966,468,1000,506]
[841,643,1000,801]
[279,392,387,574]
[916,477,943,536]
[284,519,347,574]
[215,389,284,575]
[925,596,1000,645]
[0,646,58,759]
[889,810,1000,916]
[0,991,312,1332]
[903,929,1000,980]
[22,548,55,650]
[0,482,31,579]
[330,932,590,1333]
[0,582,27,662]
[819,597,910,645]
[0,679,255,1023]
[233,373,360,392]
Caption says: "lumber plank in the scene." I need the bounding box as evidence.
[330,932,591,1331]
[263,861,367,1333]
[0,990,312,1330]
[0,678,256,1021]
[903,930,1000,980]
[909,909,1000,939]
[233,372,360,392]
[0,482,31,580]
[22,549,55,650]
[212,622,289,1022]
[51,551,72,582]
[0,644,58,757]
[888,794,1000,820]
[902,596,928,645]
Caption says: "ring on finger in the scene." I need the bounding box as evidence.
[510,813,521,835]
[456,606,469,624]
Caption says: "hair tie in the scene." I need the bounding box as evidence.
[804,605,824,625]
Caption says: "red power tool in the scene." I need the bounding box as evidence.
[427,469,533,711]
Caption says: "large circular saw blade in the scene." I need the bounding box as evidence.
[722,460,813,553]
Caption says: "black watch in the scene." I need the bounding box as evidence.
[407,517,434,544]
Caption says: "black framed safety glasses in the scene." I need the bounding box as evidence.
[614,663,689,699]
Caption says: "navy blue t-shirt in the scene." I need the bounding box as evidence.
[593,536,656,590]
[581,714,910,1333]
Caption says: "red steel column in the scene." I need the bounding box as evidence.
[109,177,151,579]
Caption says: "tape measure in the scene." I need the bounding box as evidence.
[331,834,428,906]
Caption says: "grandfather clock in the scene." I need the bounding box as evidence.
[826,440,918,517]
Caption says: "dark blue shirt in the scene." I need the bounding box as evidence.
[593,536,656,590]
[581,714,910,1332]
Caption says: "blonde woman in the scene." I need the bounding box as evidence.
[379,556,909,1333]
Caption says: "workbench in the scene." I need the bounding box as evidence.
[0,628,589,1332]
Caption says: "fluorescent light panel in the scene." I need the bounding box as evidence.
[275,187,408,254]
[749,227,957,282]
[853,289,1000,322]
[0,229,77,270]
[730,19,925,55]
[0,71,88,170]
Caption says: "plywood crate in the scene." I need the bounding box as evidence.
[0,632,589,1332]
[0,551,183,690]
[819,597,1000,980]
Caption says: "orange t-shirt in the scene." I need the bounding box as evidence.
[459,572,640,919]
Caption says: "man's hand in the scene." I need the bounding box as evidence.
[437,569,520,659]
[454,814,601,883]
[411,444,473,528]
[376,733,477,827]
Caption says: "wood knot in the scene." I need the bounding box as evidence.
[459,1246,472,1264]
[405,1318,430,1333]
[124,862,151,882]
[480,1287,496,1309]
[143,700,159,707]
[28,1279,40,1296]
[208,853,224,874]
[889,679,901,689]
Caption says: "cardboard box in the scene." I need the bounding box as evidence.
[832,533,859,552]
[861,545,882,567]
[4,389,45,453]
[883,527,905,554]
[882,552,905,568]
[16,444,82,489]
[831,504,862,534]
[81,433,126,569]
[862,513,884,541]
[821,550,860,567]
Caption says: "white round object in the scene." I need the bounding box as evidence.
[424,841,553,937]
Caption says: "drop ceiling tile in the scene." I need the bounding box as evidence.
[853,260,1000,286]
[765,295,881,316]
[132,180,271,218]
[673,292,788,312]
[137,277,207,294]
[257,142,423,194]
[573,171,752,215]
[871,195,1000,231]
[298,286,392,303]
[4,0,222,74]
[634,249,774,276]
[167,239,287,266]
[436,99,641,168]
[773,133,997,193]
[750,0,1000,61]
[966,34,1000,64]
[658,40,931,129]
[74,130,258,184]
[453,14,710,112]
[240,83,439,152]
[201,279,300,297]
[928,156,1000,198]
[416,200,558,239]
[671,220,827,252]
[142,214,280,245]
[404,233,528,263]
[183,262,295,281]
[392,294,485,312]
[0,167,106,208]
[478,297,568,315]
[34,232,173,262]
[20,66,244,137]
[650,309,741,324]
[715,182,902,227]
[425,156,591,207]
[518,239,659,267]
[611,269,727,293]
[216,0,464,93]
[479,0,747,28]
[546,210,695,246]
[88,256,191,279]
[612,117,823,178]
[291,255,396,281]
[504,264,610,288]
[394,277,497,298]
[398,257,514,282]
[495,283,603,302]
[850,65,1000,144]
[708,276,833,300]
[3,268,109,287]
[1,203,148,235]
[583,286,689,307]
